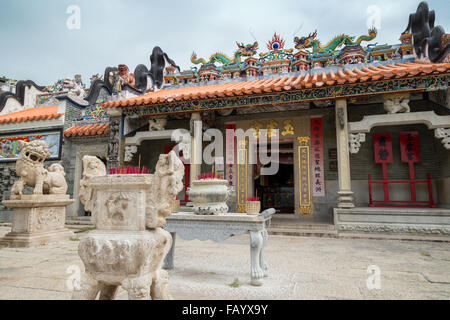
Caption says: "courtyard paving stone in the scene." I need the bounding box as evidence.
[0,226,449,300]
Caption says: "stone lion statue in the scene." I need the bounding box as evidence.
[79,155,107,212]
[146,150,184,228]
[11,140,67,197]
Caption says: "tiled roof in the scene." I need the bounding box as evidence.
[0,105,64,124]
[64,123,109,138]
[103,61,450,109]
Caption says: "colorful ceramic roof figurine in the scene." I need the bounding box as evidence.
[259,33,294,62]
[191,41,259,67]
[293,27,377,54]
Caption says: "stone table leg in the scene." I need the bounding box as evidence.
[250,230,264,286]
[163,232,176,270]
[260,229,268,277]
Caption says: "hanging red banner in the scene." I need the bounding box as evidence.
[373,133,393,163]
[400,131,420,163]
[225,124,236,186]
[310,117,325,197]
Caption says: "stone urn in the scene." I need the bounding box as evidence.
[187,179,231,215]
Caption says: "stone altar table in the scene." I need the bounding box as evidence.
[163,209,274,286]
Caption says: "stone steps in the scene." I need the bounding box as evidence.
[268,227,338,238]
[268,227,450,242]
[269,223,335,230]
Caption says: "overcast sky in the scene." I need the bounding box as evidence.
[0,0,448,86]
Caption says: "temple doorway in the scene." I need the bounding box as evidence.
[254,142,295,214]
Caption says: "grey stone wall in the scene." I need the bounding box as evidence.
[62,137,108,217]
[0,163,17,221]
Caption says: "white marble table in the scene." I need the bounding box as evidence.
[163,209,274,286]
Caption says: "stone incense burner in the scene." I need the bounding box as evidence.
[187,179,232,215]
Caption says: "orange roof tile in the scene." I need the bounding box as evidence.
[103,61,450,110]
[64,123,109,138]
[0,105,64,124]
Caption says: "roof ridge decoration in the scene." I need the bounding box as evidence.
[103,61,450,116]
[404,1,450,63]
[85,46,180,104]
[259,33,294,63]
[191,41,259,67]
[293,27,377,54]
[0,80,47,113]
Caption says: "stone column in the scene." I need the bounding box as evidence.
[190,112,202,183]
[335,99,354,208]
[106,108,123,170]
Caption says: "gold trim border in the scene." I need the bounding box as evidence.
[298,136,312,215]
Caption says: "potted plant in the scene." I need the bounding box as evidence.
[245,196,261,215]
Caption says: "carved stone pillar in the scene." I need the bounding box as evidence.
[335,99,354,208]
[106,108,123,170]
[190,113,202,183]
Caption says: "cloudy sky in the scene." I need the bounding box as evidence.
[0,0,448,85]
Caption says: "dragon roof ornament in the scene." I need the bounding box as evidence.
[191,41,259,67]
[294,27,377,53]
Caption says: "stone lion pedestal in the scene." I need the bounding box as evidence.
[1,139,74,248]
[1,195,74,247]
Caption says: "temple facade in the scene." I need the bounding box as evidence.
[0,2,449,237]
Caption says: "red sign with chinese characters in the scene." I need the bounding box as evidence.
[400,131,420,163]
[373,133,393,163]
[225,124,236,186]
[310,117,325,197]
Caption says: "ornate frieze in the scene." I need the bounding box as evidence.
[122,74,450,116]
[337,224,450,236]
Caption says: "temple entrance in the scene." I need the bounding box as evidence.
[254,142,295,214]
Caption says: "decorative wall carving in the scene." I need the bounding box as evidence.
[383,97,410,114]
[107,117,121,169]
[338,224,450,235]
[124,145,138,162]
[148,117,167,131]
[349,133,366,154]
[434,127,450,149]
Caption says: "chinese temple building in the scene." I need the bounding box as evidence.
[101,2,450,237]
[0,2,449,238]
